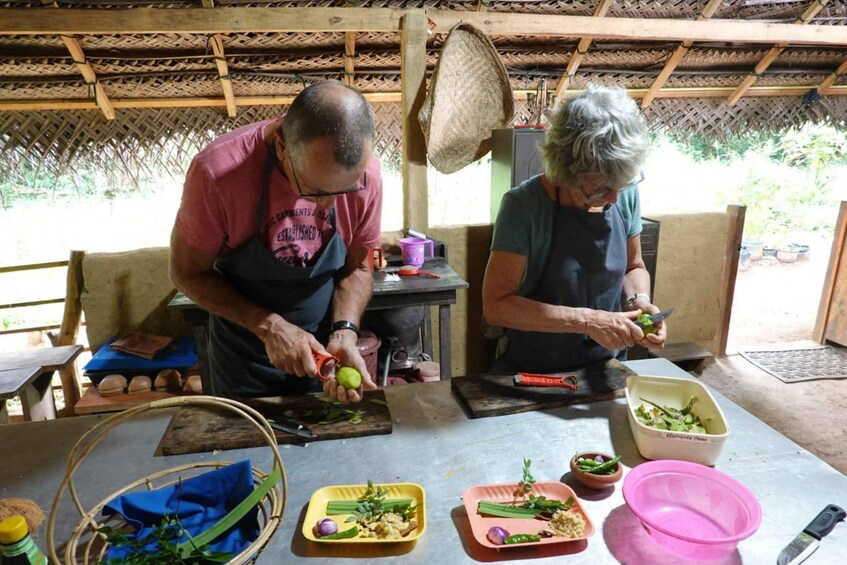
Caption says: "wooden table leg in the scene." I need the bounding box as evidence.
[439,304,452,379]
[192,323,212,395]
[19,371,57,422]
[0,400,8,425]
[421,307,434,358]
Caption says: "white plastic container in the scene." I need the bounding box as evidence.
[625,375,730,466]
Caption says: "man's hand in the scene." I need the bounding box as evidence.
[324,330,377,404]
[256,314,326,378]
[584,309,644,351]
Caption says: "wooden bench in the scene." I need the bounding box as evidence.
[649,342,714,376]
[0,345,83,423]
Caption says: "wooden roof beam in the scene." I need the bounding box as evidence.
[4,85,847,112]
[38,0,114,120]
[344,32,356,87]
[727,0,831,105]
[817,58,847,95]
[641,0,724,109]
[201,0,236,117]
[554,0,612,98]
[3,9,847,47]
[208,34,237,117]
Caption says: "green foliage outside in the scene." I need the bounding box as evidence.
[668,124,847,240]
[0,156,97,209]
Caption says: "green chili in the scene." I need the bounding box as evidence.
[576,458,600,468]
[586,455,621,475]
[503,533,541,544]
[320,526,359,540]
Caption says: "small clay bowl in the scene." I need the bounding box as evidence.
[570,451,623,489]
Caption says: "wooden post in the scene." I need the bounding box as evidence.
[715,205,745,356]
[400,12,428,231]
[814,201,847,343]
[56,250,85,416]
[344,32,356,87]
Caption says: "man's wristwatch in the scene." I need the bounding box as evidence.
[330,320,360,337]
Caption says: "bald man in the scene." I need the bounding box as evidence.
[170,81,383,403]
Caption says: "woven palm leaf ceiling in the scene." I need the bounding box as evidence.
[1,0,846,173]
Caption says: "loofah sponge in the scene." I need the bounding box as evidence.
[0,498,45,532]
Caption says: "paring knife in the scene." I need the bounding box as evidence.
[634,307,674,328]
[776,504,846,565]
[267,417,316,440]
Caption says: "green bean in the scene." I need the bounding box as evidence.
[320,526,359,540]
[503,533,541,544]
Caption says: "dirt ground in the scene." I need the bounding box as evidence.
[699,233,847,474]
[725,234,831,352]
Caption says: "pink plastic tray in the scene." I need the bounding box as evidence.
[462,481,595,549]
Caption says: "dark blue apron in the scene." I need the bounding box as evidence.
[494,200,628,373]
[208,153,348,398]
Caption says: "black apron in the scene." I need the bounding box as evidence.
[493,200,628,373]
[208,153,348,398]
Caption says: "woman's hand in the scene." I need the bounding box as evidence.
[633,302,667,350]
[323,330,377,404]
[584,309,644,351]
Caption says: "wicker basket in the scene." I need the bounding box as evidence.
[46,396,287,564]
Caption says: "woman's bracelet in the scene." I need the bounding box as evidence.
[625,293,651,310]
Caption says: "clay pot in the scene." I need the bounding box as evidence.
[570,451,622,489]
[776,249,799,263]
[98,374,127,397]
[127,375,152,395]
[154,369,182,391]
[183,374,203,394]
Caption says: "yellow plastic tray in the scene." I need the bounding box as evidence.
[301,482,426,543]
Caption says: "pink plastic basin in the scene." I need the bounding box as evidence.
[622,460,762,561]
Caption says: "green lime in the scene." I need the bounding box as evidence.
[636,313,657,335]
[336,366,362,389]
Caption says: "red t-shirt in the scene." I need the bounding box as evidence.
[176,119,382,267]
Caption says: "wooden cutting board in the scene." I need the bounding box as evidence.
[156,389,392,456]
[450,359,636,419]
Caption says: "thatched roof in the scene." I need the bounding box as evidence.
[1,1,846,177]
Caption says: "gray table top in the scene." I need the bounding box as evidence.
[3,359,846,564]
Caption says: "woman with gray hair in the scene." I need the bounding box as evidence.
[483,84,666,373]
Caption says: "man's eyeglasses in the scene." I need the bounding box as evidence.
[278,133,367,197]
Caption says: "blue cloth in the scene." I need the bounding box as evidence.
[83,336,197,374]
[102,460,258,561]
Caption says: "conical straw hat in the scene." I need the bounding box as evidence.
[418,23,514,174]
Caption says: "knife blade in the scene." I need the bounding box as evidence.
[267,417,316,440]
[634,307,674,328]
[777,504,845,565]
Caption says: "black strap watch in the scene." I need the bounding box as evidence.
[330,320,360,337]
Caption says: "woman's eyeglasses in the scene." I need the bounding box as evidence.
[579,170,645,200]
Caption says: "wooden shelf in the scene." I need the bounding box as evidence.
[74,386,196,415]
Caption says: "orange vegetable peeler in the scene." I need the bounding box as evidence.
[513,373,578,389]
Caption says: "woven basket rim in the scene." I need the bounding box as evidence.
[46,395,287,565]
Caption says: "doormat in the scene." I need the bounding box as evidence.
[739,346,847,383]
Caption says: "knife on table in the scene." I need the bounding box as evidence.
[777,504,846,565]
[634,307,674,329]
[267,417,316,440]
